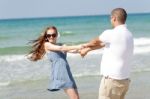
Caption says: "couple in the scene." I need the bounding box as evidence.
[28,8,134,99]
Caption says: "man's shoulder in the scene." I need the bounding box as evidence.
[102,29,113,34]
[104,29,113,32]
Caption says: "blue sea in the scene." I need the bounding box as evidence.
[0,13,150,99]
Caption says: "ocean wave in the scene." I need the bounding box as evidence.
[60,31,75,36]
[0,55,26,62]
[0,37,150,55]
[0,54,149,85]
[0,45,150,63]
[74,72,100,77]
[0,46,30,55]
[0,36,10,40]
[133,37,150,54]
[0,82,10,87]
[1,68,150,85]
[1,37,150,62]
[134,46,150,54]
[73,68,150,77]
[134,37,150,46]
[133,68,150,73]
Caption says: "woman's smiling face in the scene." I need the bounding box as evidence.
[46,29,58,43]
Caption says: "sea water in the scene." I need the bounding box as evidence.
[0,13,150,99]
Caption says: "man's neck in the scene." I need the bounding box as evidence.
[114,22,124,28]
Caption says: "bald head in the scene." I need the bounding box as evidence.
[111,8,127,24]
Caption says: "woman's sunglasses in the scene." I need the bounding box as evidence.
[46,33,57,38]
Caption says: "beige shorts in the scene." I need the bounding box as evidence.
[99,76,130,99]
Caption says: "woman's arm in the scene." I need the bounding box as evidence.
[67,49,80,53]
[62,44,80,53]
[44,42,82,52]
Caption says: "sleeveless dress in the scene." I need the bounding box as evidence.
[47,50,77,91]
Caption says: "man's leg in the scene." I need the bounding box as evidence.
[99,77,130,99]
[99,77,111,99]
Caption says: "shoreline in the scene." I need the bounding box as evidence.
[0,71,150,99]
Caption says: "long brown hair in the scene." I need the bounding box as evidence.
[28,26,58,61]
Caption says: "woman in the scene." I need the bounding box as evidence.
[28,26,82,99]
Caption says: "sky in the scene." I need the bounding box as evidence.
[0,0,150,19]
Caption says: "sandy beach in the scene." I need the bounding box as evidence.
[0,71,150,99]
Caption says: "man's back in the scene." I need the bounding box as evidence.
[99,24,134,79]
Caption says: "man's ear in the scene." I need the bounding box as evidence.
[113,16,117,22]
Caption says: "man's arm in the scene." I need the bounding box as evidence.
[83,37,104,47]
[80,37,105,57]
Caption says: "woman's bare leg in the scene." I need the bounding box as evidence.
[64,88,80,99]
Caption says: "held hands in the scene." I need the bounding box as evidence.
[79,48,89,57]
[79,42,105,57]
[64,44,89,57]
[77,44,90,57]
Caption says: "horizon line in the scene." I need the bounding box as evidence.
[0,12,150,21]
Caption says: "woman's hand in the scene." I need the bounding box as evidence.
[76,44,85,50]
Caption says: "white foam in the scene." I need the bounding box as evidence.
[63,31,73,34]
[134,37,150,46]
[133,37,150,54]
[133,68,150,73]
[0,82,10,87]
[0,55,26,62]
[74,72,100,77]
[134,46,150,54]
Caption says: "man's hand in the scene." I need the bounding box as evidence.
[79,47,90,57]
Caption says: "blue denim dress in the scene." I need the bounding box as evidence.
[47,50,77,91]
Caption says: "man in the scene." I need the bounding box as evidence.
[80,8,134,99]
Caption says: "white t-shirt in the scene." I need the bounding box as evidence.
[99,24,134,79]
